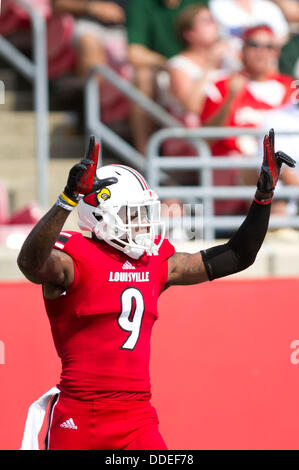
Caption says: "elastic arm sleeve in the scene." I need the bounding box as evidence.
[200,199,271,280]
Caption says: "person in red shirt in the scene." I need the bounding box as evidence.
[200,24,294,215]
[18,133,295,450]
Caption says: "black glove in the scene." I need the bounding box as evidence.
[257,128,296,195]
[63,136,117,204]
[57,136,117,211]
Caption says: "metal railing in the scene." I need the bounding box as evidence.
[83,64,299,241]
[0,0,49,208]
[84,64,205,173]
[146,127,299,240]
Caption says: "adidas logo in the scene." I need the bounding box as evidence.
[60,418,78,430]
[122,260,135,270]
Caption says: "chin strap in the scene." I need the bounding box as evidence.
[124,246,145,259]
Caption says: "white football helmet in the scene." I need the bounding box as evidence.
[77,164,165,259]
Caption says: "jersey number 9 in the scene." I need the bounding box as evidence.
[118,288,145,350]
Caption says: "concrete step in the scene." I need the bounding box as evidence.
[0,111,84,159]
[0,68,18,91]
[0,108,85,211]
[1,153,118,212]
[0,68,32,111]
[1,90,33,111]
[0,157,80,210]
[0,134,85,160]
[0,110,85,161]
[0,111,76,137]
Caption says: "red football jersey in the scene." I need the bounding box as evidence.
[200,72,293,215]
[201,72,294,156]
[43,231,175,398]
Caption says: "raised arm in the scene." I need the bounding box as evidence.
[52,0,125,23]
[52,0,90,16]
[202,74,247,127]
[166,129,296,288]
[17,137,117,289]
[17,205,74,286]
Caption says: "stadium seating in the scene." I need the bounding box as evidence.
[0,0,131,123]
[47,13,77,79]
[0,182,40,248]
[0,0,76,79]
[0,0,51,36]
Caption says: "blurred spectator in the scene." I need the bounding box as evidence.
[279,33,299,78]
[52,1,129,122]
[271,0,299,26]
[201,25,293,155]
[200,24,294,215]
[52,1,128,78]
[209,0,289,43]
[158,4,230,165]
[126,0,208,154]
[166,4,230,120]
[209,0,289,71]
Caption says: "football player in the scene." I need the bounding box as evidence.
[18,130,295,450]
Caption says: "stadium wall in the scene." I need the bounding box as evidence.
[0,279,299,450]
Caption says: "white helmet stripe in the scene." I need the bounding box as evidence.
[78,164,164,259]
[112,165,149,190]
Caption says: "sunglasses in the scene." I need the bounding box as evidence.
[245,40,276,50]
[194,15,215,24]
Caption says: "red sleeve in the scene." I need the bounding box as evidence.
[53,231,85,260]
[200,79,228,124]
[158,237,176,294]
[158,237,176,261]
[53,230,81,292]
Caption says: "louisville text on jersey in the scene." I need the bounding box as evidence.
[108,271,150,282]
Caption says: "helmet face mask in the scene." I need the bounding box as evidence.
[77,165,165,259]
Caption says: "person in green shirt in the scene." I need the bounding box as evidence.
[279,33,299,79]
[126,0,209,154]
